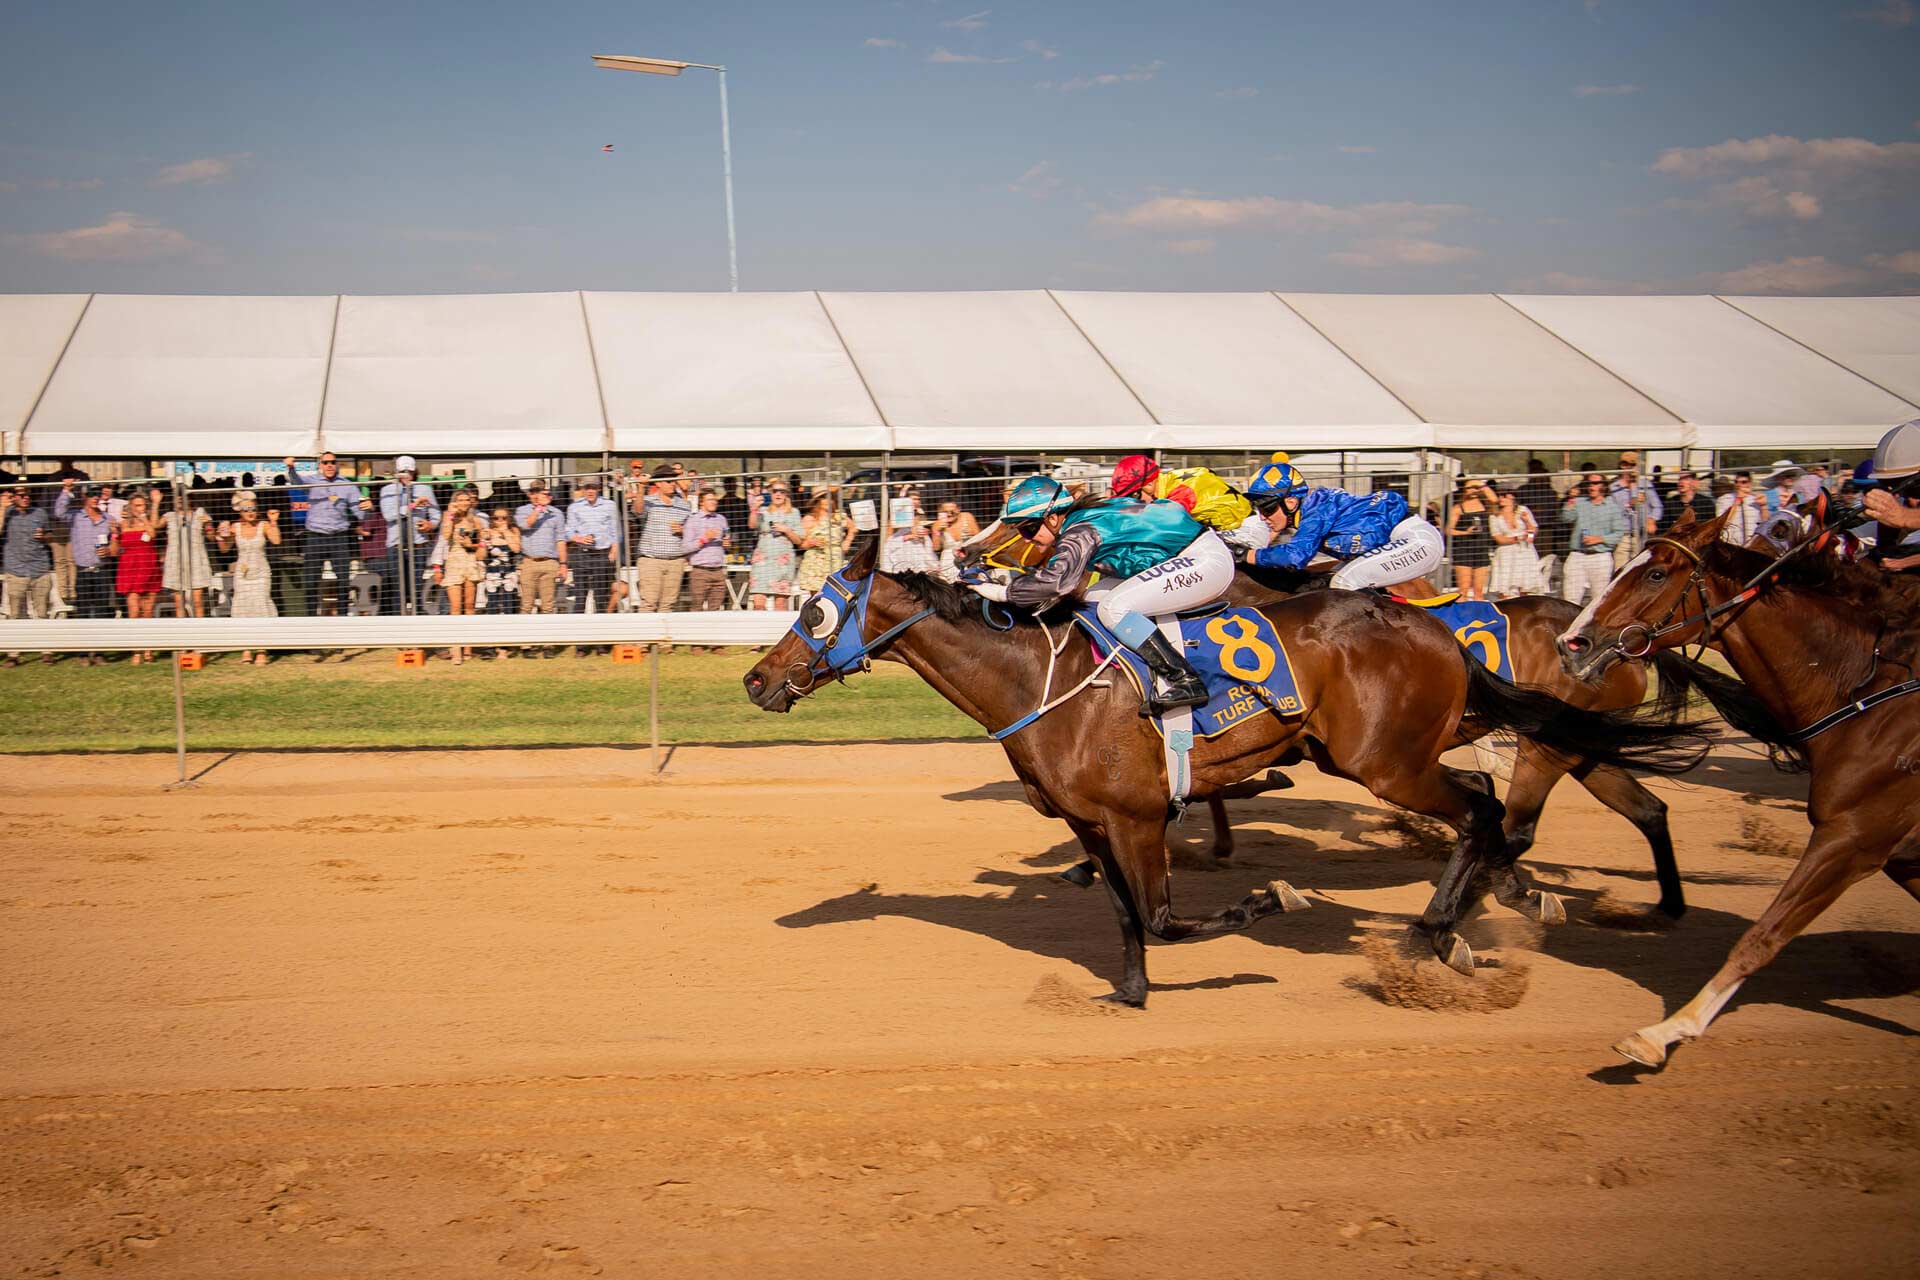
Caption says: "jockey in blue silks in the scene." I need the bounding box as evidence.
[1242,453,1445,590]
[969,476,1233,712]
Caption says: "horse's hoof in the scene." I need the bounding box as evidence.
[1094,989,1146,1009]
[1059,861,1097,889]
[1267,880,1311,913]
[1532,890,1567,926]
[1437,932,1475,975]
[1613,1031,1668,1069]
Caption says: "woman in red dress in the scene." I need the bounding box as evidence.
[114,493,164,664]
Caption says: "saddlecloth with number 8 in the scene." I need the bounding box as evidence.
[1075,602,1306,739]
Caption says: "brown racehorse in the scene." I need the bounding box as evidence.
[743,535,1704,1006]
[1559,510,1920,1067]
[980,534,1693,917]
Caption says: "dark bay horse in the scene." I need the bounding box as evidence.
[1560,511,1920,1067]
[977,531,1694,917]
[744,536,1705,1006]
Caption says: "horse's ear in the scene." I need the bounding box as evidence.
[1697,505,1733,545]
[848,529,881,578]
[1672,505,1697,530]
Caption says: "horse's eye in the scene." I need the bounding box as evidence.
[1647,568,1666,584]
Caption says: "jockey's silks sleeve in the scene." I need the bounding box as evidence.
[1006,524,1102,610]
[1251,490,1339,569]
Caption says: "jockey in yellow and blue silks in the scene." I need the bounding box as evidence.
[1244,453,1445,589]
[969,475,1232,712]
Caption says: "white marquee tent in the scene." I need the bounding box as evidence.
[3,290,1914,458]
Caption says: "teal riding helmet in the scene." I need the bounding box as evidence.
[1000,475,1076,521]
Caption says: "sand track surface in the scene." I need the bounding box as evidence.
[2,743,1916,1278]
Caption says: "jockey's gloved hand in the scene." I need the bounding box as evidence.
[955,563,991,585]
[969,581,1010,602]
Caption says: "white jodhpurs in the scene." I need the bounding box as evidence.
[1093,531,1236,631]
[1329,516,1444,590]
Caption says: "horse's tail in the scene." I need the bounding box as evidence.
[1458,643,1712,776]
[1648,650,1808,773]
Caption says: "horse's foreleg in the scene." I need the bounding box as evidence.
[1466,745,1568,926]
[1615,815,1903,1069]
[1065,818,1148,1006]
[1571,760,1683,918]
[1108,813,1308,947]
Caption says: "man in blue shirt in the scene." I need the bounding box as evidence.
[284,453,363,617]
[64,487,117,625]
[565,478,621,619]
[377,456,440,615]
[1561,473,1629,607]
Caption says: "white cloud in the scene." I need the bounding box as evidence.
[151,153,250,187]
[927,47,1014,64]
[1573,83,1640,97]
[1849,1,1914,29]
[942,9,992,31]
[1867,249,1920,275]
[1021,40,1060,60]
[1009,160,1062,199]
[1512,270,1653,294]
[863,37,904,49]
[1037,60,1162,92]
[1336,144,1377,155]
[1165,238,1216,255]
[1097,195,1469,236]
[1709,256,1878,293]
[1215,87,1258,100]
[1328,238,1480,268]
[1651,133,1920,222]
[17,211,203,262]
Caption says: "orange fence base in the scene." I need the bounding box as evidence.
[395,649,427,669]
[175,652,205,672]
[611,644,644,664]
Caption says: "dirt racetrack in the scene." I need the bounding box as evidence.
[3,740,1916,1278]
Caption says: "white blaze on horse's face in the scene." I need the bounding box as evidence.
[1560,550,1649,650]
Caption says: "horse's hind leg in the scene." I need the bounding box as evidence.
[1615,814,1903,1069]
[1571,760,1683,918]
[1207,794,1234,860]
[1373,765,1507,973]
[1461,745,1567,926]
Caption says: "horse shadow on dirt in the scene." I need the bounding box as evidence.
[781,807,1920,1043]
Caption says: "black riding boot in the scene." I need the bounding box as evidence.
[1135,631,1210,713]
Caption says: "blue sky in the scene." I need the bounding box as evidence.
[2,0,1916,295]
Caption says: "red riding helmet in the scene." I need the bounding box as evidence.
[1109,454,1160,499]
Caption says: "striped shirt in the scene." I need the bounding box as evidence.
[638,495,692,559]
[565,497,620,551]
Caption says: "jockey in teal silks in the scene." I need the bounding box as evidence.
[1243,453,1445,589]
[968,476,1233,712]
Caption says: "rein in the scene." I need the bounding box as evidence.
[988,613,1119,741]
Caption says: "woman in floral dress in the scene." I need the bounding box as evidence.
[795,492,853,596]
[749,482,805,609]
[216,505,281,665]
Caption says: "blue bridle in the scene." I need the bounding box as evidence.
[781,568,937,694]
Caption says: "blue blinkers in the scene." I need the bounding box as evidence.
[785,568,937,693]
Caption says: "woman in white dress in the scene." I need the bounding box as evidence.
[1488,485,1543,599]
[162,498,215,618]
[217,506,281,665]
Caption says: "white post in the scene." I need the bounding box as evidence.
[717,67,739,293]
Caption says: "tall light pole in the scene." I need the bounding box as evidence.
[592,54,739,292]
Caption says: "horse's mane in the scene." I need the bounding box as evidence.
[1705,538,1920,632]
[888,571,1076,630]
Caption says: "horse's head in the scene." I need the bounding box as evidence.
[1557,510,1729,683]
[951,520,1050,577]
[742,535,931,712]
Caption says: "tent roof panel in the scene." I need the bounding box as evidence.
[25,294,333,458]
[584,292,886,452]
[1502,294,1917,441]
[1049,291,1420,430]
[0,293,89,452]
[323,292,604,454]
[1279,292,1679,432]
[1718,295,1920,409]
[819,291,1154,434]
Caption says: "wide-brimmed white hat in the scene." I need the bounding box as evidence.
[1764,458,1802,484]
[1873,417,1920,481]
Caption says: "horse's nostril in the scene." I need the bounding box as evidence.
[1565,637,1589,654]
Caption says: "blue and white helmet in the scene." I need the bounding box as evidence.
[1000,475,1075,521]
[1245,452,1309,502]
